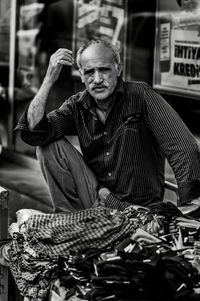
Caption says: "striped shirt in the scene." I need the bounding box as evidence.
[16,78,200,206]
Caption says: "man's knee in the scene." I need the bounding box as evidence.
[36,138,76,165]
[36,144,53,164]
[36,145,46,162]
[36,145,42,161]
[36,143,59,176]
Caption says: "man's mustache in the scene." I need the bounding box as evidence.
[92,84,108,90]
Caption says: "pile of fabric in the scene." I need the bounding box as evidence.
[3,202,200,300]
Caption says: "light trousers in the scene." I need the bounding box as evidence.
[36,137,98,212]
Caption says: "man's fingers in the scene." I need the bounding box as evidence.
[57,48,72,54]
[59,57,74,66]
[47,48,74,82]
[53,48,74,66]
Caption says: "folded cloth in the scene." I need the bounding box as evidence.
[6,206,138,301]
[148,201,184,219]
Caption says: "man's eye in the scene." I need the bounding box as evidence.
[84,70,93,76]
[100,68,110,72]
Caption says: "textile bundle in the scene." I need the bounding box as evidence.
[3,203,200,300]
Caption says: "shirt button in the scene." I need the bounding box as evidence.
[108,172,112,177]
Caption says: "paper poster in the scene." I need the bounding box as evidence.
[154,0,200,96]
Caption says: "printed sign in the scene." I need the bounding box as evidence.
[154,0,200,97]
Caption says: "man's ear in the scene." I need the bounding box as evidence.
[79,69,85,83]
[117,64,122,76]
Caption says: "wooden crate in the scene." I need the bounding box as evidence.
[0,186,9,301]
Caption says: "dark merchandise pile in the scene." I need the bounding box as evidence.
[2,202,200,301]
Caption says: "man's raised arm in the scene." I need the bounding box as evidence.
[27,48,74,130]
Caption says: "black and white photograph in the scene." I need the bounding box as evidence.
[1,1,200,301]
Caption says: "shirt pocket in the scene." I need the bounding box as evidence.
[121,113,143,134]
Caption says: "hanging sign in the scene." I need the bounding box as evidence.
[154,0,200,97]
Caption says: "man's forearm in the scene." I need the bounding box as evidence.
[27,80,52,130]
[27,48,74,130]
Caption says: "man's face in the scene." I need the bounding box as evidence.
[79,44,121,102]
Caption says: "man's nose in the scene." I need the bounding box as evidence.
[93,71,103,83]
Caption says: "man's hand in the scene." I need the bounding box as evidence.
[45,48,74,84]
[178,196,200,215]
[191,196,200,206]
[98,187,111,202]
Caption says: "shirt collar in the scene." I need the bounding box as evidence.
[77,77,125,110]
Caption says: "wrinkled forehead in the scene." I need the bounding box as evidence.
[79,44,116,68]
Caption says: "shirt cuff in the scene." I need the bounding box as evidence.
[14,107,48,132]
[14,108,50,146]
[178,178,200,205]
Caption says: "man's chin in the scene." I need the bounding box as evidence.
[92,91,110,101]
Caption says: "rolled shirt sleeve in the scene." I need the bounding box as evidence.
[14,96,78,146]
[14,108,51,146]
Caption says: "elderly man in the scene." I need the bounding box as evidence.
[16,39,200,212]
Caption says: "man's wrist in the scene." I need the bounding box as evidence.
[178,179,200,206]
